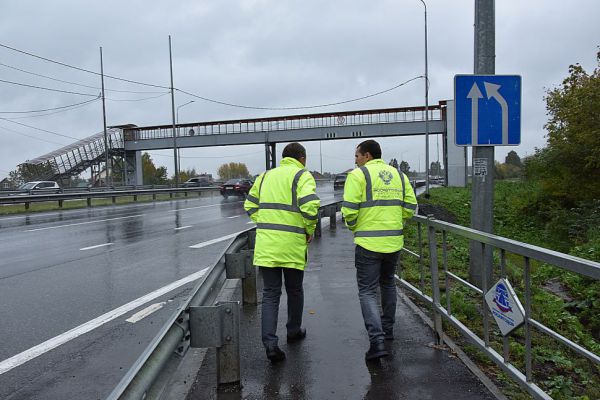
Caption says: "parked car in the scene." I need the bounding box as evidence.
[333,173,348,190]
[15,181,61,195]
[219,178,253,198]
[182,176,213,187]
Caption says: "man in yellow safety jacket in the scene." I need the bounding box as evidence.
[244,142,320,363]
[341,139,417,361]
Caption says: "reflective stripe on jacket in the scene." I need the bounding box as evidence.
[244,157,320,270]
[341,159,417,253]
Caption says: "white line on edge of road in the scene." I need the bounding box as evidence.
[227,215,242,219]
[174,226,192,231]
[80,243,113,251]
[125,302,166,323]
[189,231,247,249]
[23,214,145,232]
[0,267,208,375]
[169,201,244,213]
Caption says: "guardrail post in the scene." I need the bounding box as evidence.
[170,192,173,199]
[427,221,444,345]
[329,206,337,230]
[133,195,138,202]
[315,210,322,237]
[225,251,257,305]
[87,198,92,207]
[58,200,63,208]
[112,196,116,204]
[25,202,30,210]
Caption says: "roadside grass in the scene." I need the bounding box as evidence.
[0,192,218,216]
[399,181,600,399]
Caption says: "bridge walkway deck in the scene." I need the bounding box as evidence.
[190,221,497,400]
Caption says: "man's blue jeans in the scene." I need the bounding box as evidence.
[260,267,304,348]
[355,245,400,345]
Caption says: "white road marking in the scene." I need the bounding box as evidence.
[174,225,192,231]
[80,243,113,251]
[246,221,256,225]
[189,231,247,249]
[227,215,242,219]
[23,214,144,232]
[126,302,166,323]
[169,201,243,213]
[0,267,209,375]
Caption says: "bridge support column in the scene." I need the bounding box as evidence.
[445,100,467,187]
[124,151,143,186]
[265,142,276,170]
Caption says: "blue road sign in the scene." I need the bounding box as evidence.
[454,75,521,146]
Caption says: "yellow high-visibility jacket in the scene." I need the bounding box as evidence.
[341,159,417,253]
[244,157,320,270]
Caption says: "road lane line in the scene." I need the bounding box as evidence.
[126,302,166,323]
[227,215,242,219]
[0,267,208,375]
[80,243,113,251]
[174,225,192,231]
[169,201,244,213]
[23,214,145,232]
[189,231,247,249]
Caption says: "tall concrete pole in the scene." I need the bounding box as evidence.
[100,47,109,188]
[169,35,179,187]
[469,0,495,288]
[419,0,430,196]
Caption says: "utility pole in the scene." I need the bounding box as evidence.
[169,35,179,187]
[469,0,495,288]
[419,0,431,197]
[100,47,109,188]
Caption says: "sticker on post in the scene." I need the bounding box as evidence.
[485,278,525,336]
[473,158,488,176]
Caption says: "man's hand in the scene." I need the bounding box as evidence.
[306,234,313,244]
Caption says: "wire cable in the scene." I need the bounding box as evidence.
[0,96,100,114]
[149,150,264,159]
[0,124,66,146]
[0,62,168,94]
[0,118,80,141]
[0,78,99,97]
[0,42,170,89]
[2,99,101,120]
[106,92,170,102]
[176,76,424,111]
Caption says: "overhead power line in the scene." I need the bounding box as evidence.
[0,62,168,94]
[0,124,66,146]
[106,92,170,102]
[0,42,170,90]
[0,96,100,114]
[0,118,80,141]
[176,76,424,111]
[1,98,100,120]
[0,78,99,97]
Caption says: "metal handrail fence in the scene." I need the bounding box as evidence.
[107,200,342,399]
[124,105,445,142]
[397,215,600,400]
[0,186,219,210]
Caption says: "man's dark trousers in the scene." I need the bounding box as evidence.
[260,266,304,347]
[355,245,400,345]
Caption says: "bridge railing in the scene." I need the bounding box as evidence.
[124,105,444,141]
[398,215,600,400]
[107,200,342,400]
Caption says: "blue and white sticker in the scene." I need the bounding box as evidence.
[485,278,525,336]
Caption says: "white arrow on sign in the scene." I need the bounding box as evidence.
[484,82,509,144]
[467,83,483,145]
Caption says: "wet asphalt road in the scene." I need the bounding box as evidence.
[0,187,339,400]
[192,220,495,400]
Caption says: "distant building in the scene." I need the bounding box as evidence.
[1,178,15,190]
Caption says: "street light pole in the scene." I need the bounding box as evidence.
[419,0,430,197]
[176,100,194,176]
[169,35,178,187]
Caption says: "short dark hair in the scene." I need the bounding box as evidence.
[282,142,306,161]
[357,140,381,159]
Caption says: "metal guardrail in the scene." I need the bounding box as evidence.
[107,200,342,400]
[397,215,600,400]
[0,186,220,209]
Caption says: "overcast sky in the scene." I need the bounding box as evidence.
[0,0,598,180]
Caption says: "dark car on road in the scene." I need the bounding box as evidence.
[220,178,253,198]
[333,173,347,190]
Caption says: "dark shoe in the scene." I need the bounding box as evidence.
[384,330,394,341]
[365,342,389,361]
[287,328,307,343]
[266,346,286,363]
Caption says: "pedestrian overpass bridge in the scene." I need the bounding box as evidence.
[19,101,467,187]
